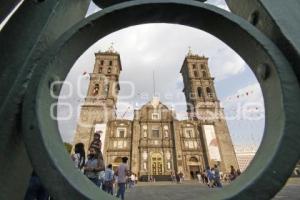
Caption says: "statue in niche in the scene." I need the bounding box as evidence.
[104,82,109,97]
[92,84,99,96]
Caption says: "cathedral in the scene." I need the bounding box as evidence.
[72,47,239,180]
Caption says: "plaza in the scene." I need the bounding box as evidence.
[125,178,300,200]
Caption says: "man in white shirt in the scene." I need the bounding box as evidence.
[116,157,129,200]
[129,173,135,188]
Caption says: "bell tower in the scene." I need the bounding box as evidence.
[180,48,239,172]
[73,45,122,152]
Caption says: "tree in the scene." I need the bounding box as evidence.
[64,142,73,154]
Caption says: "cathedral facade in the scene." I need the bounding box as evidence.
[73,48,239,180]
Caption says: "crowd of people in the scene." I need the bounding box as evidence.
[194,165,241,188]
[24,132,241,199]
[71,132,137,200]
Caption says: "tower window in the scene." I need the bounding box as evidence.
[109,61,113,66]
[152,113,160,120]
[93,84,99,96]
[108,67,111,73]
[192,64,196,69]
[100,60,104,65]
[206,87,212,97]
[185,129,195,138]
[201,64,205,69]
[117,128,126,138]
[152,129,160,138]
[202,71,207,78]
[197,87,202,97]
[194,71,199,77]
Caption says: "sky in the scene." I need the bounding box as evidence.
[57,0,264,150]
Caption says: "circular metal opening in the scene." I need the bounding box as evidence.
[22,1,300,199]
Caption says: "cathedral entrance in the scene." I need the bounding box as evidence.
[189,166,200,179]
[188,157,201,179]
[151,153,163,175]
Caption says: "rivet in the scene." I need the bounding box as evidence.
[249,10,260,26]
[256,64,270,81]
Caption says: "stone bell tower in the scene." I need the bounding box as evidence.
[180,48,239,172]
[72,45,122,152]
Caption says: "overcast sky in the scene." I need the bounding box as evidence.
[57,0,264,150]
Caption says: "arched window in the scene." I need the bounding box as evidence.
[194,70,198,77]
[99,67,102,73]
[189,157,198,162]
[206,87,212,97]
[107,67,111,73]
[92,84,99,95]
[197,87,202,97]
[202,71,207,78]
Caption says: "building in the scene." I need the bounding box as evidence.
[235,145,257,172]
[73,47,239,180]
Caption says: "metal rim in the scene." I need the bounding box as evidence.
[22,0,300,199]
[92,0,207,8]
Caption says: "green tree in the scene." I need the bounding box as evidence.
[64,142,73,154]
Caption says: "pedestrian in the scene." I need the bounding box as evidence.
[89,132,104,162]
[129,173,135,188]
[71,143,85,171]
[175,172,180,184]
[114,173,119,196]
[197,173,202,183]
[237,169,241,176]
[179,171,184,183]
[229,165,237,181]
[84,147,105,187]
[206,167,214,188]
[213,164,222,188]
[171,171,176,183]
[104,164,114,195]
[115,157,129,200]
[89,132,102,153]
[201,171,206,184]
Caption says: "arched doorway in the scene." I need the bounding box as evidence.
[151,153,163,175]
[189,157,201,180]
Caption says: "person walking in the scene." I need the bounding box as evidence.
[197,173,202,183]
[84,147,105,186]
[179,171,184,183]
[206,167,214,188]
[71,143,85,171]
[175,172,180,184]
[213,164,222,188]
[229,165,237,182]
[104,164,114,195]
[129,173,135,188]
[116,157,129,200]
[201,171,206,184]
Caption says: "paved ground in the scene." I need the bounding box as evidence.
[124,178,300,200]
